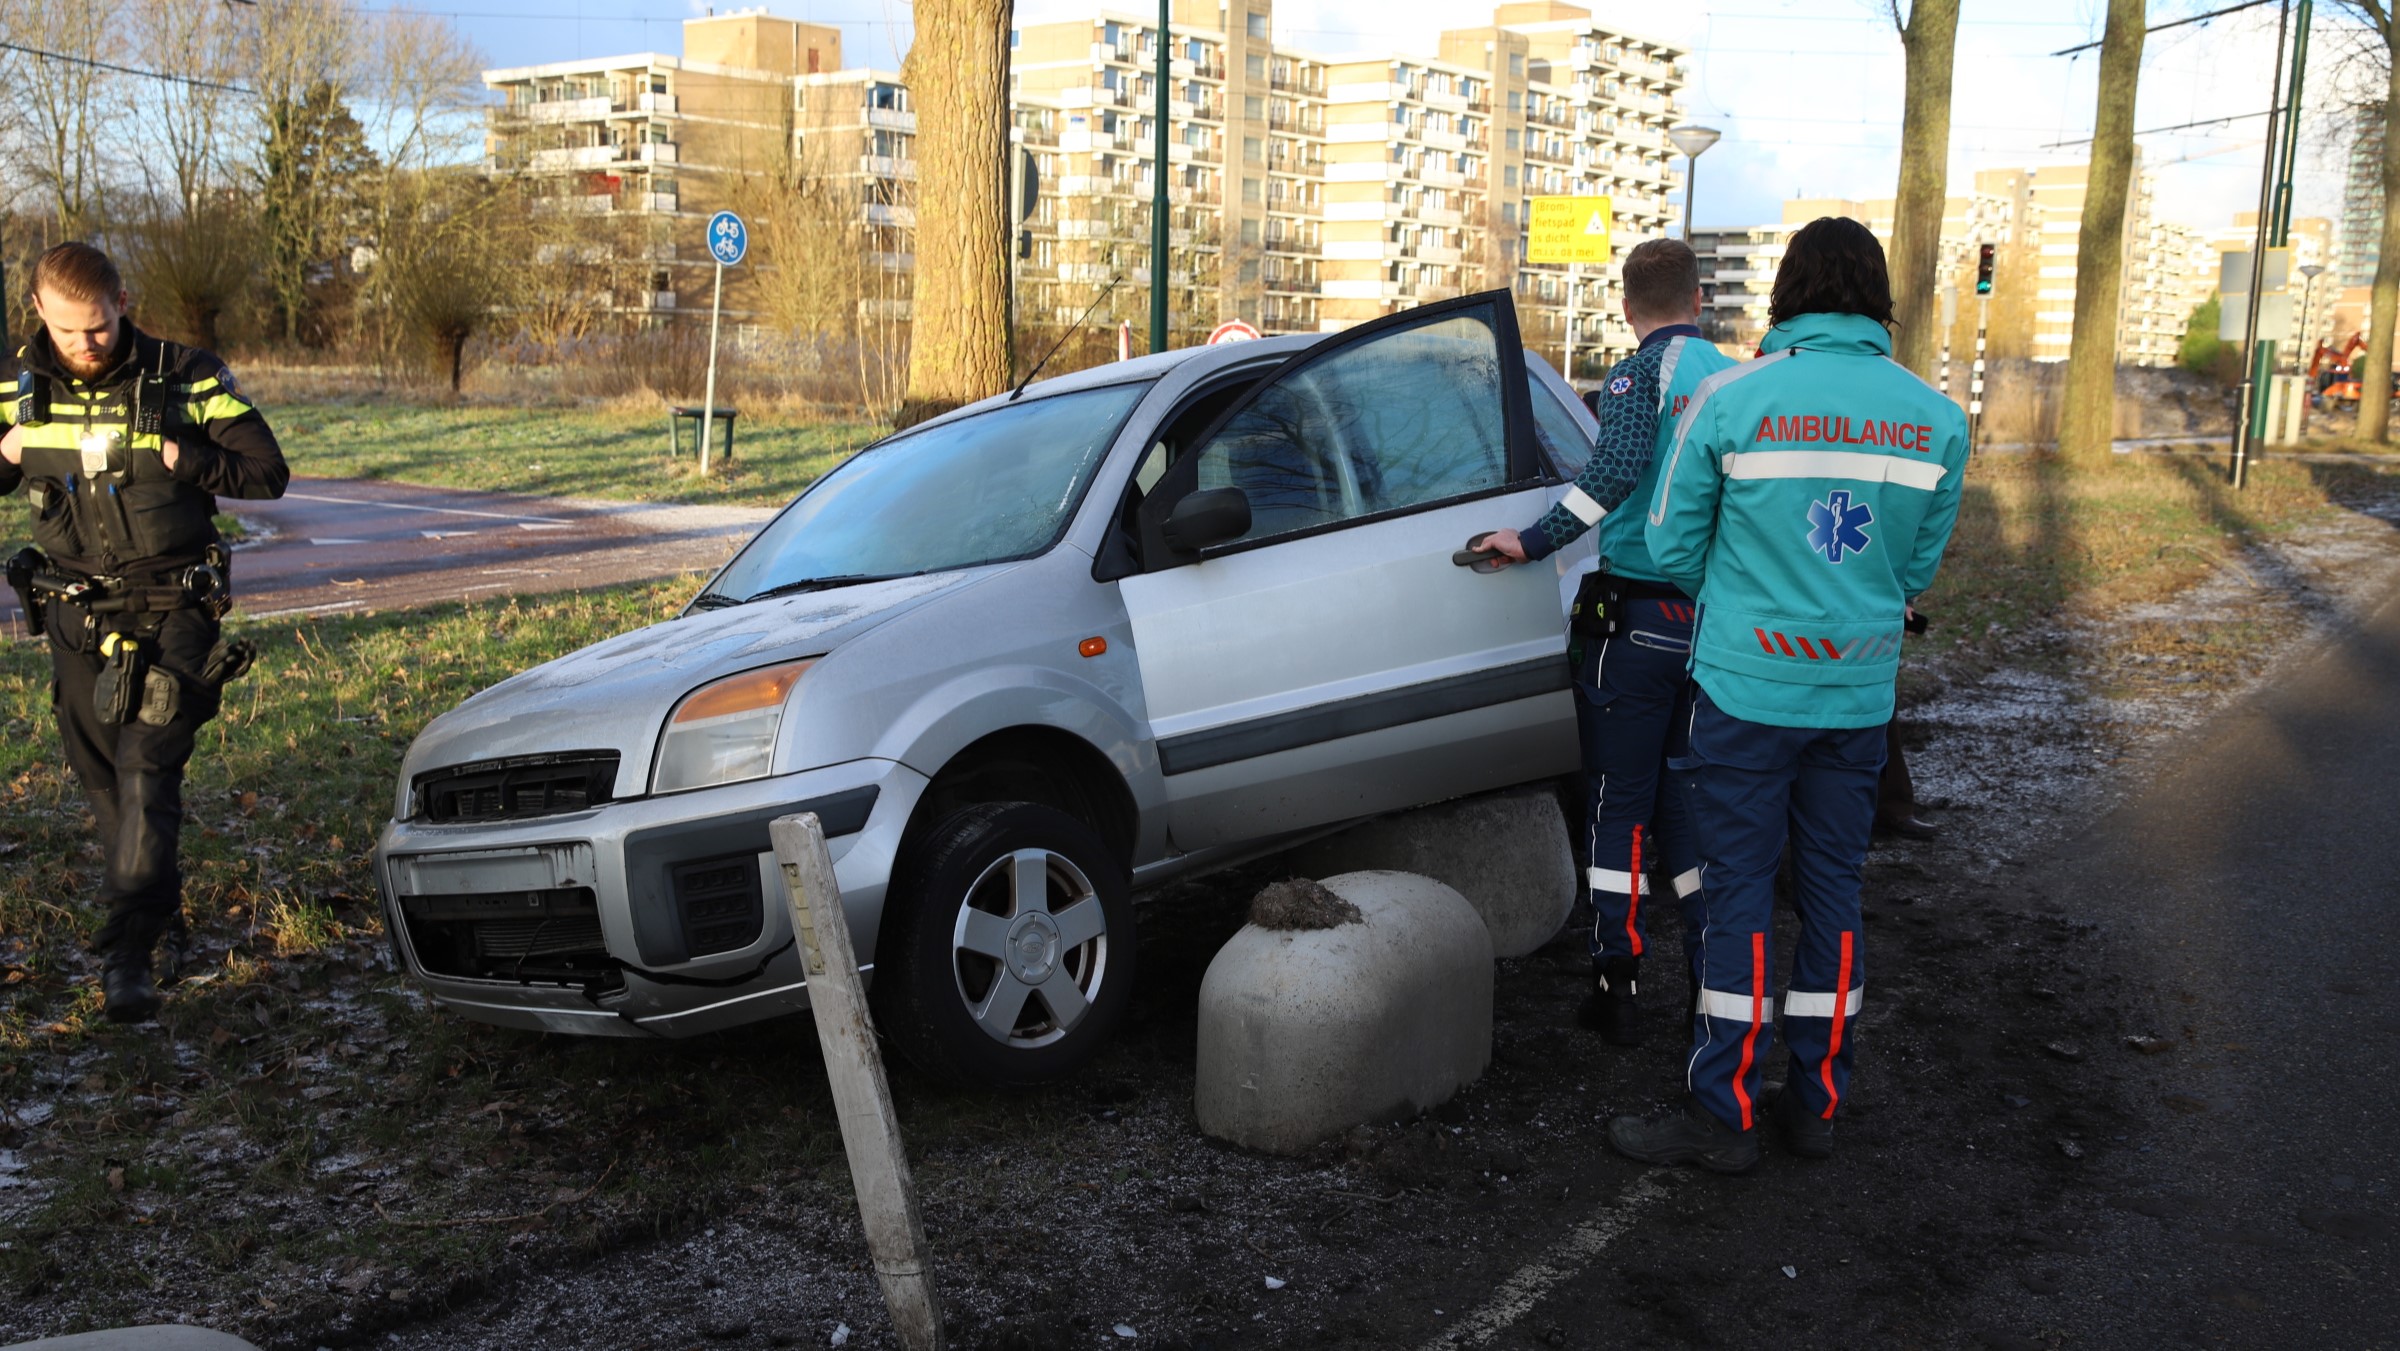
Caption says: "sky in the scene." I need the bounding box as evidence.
[411,0,2367,240]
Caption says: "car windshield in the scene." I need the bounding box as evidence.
[701,380,1153,605]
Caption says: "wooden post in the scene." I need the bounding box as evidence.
[769,814,944,1350]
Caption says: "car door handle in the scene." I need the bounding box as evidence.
[1452,532,1510,573]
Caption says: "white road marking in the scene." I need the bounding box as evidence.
[244,600,364,620]
[420,530,479,540]
[307,538,367,546]
[282,490,572,524]
[1417,1174,1673,1349]
[516,522,572,531]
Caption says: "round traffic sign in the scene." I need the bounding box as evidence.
[1207,319,1262,345]
[707,211,749,267]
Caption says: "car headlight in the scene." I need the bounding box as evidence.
[652,660,813,793]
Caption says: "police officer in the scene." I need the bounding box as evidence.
[1482,237,1735,1046]
[1607,218,1967,1172]
[0,243,288,1022]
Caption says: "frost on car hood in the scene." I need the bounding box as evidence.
[400,572,974,788]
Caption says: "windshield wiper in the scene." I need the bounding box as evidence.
[687,592,744,610]
[738,572,917,605]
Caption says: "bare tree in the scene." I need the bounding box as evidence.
[252,0,371,345]
[899,0,1015,426]
[2345,6,2400,440]
[1885,0,1961,380]
[2055,0,2146,463]
[3,0,124,237]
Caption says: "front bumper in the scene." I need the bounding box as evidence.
[371,757,929,1038]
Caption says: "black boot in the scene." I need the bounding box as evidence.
[1607,1098,1760,1174]
[1770,1087,1835,1159]
[1577,956,1642,1046]
[102,953,161,1024]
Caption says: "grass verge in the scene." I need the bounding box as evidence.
[267,400,886,508]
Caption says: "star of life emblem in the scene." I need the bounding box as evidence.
[1607,375,1634,396]
[1807,489,1873,564]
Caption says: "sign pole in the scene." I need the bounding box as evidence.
[701,259,725,476]
[698,210,749,478]
[1563,263,1578,384]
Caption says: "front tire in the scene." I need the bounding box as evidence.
[873,802,1134,1088]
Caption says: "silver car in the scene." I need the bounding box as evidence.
[372,291,1603,1086]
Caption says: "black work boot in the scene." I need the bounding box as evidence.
[102,953,161,1024]
[1771,1088,1835,1160]
[1607,1098,1760,1175]
[1577,956,1642,1046]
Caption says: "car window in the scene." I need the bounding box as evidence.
[704,381,1150,603]
[1190,308,1509,545]
[1528,372,1594,476]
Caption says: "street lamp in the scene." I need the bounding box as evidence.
[1667,124,1722,242]
[2296,262,2325,372]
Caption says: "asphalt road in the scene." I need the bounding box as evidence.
[1,478,777,628]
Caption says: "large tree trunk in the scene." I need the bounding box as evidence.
[898,0,1014,428]
[1888,0,1960,380]
[2362,66,2400,443]
[2055,0,2145,463]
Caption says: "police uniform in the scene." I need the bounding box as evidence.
[1640,311,1966,1146]
[2,320,287,1011]
[1516,323,1734,1039]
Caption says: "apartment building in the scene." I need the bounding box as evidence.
[484,11,846,317]
[2209,212,2338,358]
[2341,110,2383,290]
[486,2,1684,361]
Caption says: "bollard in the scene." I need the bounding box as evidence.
[770,813,944,1351]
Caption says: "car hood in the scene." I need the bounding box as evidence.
[397,570,988,801]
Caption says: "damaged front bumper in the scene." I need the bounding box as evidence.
[370,757,928,1038]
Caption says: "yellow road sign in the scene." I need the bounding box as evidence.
[1527,196,1613,265]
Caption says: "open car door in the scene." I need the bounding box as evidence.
[1117,290,1581,850]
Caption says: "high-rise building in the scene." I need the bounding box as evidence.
[2341,109,2384,290]
[483,2,1685,366]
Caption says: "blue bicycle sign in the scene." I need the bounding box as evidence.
[707,211,748,267]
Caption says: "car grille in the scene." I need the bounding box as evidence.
[397,886,623,992]
[672,854,765,959]
[413,753,620,823]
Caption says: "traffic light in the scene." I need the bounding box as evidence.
[1975,243,1996,296]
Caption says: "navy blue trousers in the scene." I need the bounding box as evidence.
[1574,596,1703,975]
[1672,687,1883,1133]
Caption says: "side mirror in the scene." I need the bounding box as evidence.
[1160,486,1252,555]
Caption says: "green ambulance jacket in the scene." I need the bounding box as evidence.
[1590,331,1739,584]
[1643,312,1969,729]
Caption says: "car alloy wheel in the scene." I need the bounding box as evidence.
[875,802,1134,1087]
[951,845,1111,1049]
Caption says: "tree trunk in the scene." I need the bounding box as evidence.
[1888,0,1961,380]
[2361,63,2400,443]
[897,0,1014,428]
[2055,0,2145,463]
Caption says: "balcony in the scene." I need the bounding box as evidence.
[1418,205,1463,226]
[530,145,620,170]
[1421,127,1466,152]
[859,154,916,179]
[866,106,916,132]
[638,192,678,212]
[863,203,917,228]
[638,91,677,114]
[1423,86,1469,110]
[1422,164,1465,188]
[526,96,613,124]
[634,290,676,310]
[633,141,678,164]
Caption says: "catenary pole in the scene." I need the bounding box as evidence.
[2232,0,2294,488]
[1152,0,1171,354]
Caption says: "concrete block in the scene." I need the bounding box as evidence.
[1287,785,1575,959]
[1196,871,1493,1155]
[4,1329,261,1351]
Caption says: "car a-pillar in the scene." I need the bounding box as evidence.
[869,727,1140,1088]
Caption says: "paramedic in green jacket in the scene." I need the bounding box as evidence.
[1608,217,1968,1173]
[1480,238,1735,1047]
